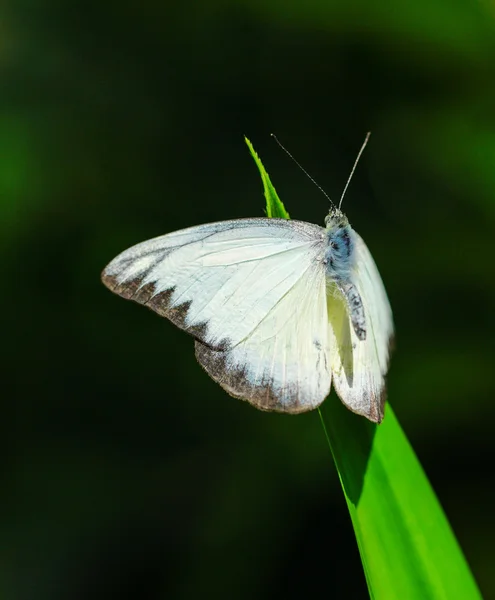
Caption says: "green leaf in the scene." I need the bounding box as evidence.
[321,401,482,599]
[245,136,289,219]
[247,138,482,599]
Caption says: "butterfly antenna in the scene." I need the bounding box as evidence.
[271,133,335,208]
[338,131,371,210]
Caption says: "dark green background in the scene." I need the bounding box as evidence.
[3,2,495,598]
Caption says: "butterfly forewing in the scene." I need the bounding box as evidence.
[102,218,327,353]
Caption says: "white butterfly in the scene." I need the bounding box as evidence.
[102,207,393,423]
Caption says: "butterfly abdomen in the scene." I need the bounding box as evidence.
[337,280,366,340]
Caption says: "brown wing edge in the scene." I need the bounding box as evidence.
[333,379,386,424]
[334,332,395,424]
[101,271,230,351]
[194,341,327,415]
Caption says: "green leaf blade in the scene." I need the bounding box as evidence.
[247,137,481,599]
[245,136,289,219]
[325,402,482,599]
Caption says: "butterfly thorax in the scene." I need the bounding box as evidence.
[324,209,355,279]
[324,208,366,341]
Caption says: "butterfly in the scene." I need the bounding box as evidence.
[101,140,393,423]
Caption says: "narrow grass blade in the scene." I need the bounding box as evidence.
[245,136,289,218]
[247,138,482,599]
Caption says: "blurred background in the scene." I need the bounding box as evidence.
[2,1,495,598]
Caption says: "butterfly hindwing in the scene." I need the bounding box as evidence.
[195,252,331,413]
[329,233,394,422]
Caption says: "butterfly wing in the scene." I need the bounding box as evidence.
[195,252,331,413]
[329,233,394,423]
[102,218,332,412]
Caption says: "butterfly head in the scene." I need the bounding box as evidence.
[324,207,349,231]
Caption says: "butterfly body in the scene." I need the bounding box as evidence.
[102,213,393,423]
[323,209,366,341]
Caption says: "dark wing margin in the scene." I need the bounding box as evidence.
[102,273,212,347]
[101,218,326,352]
